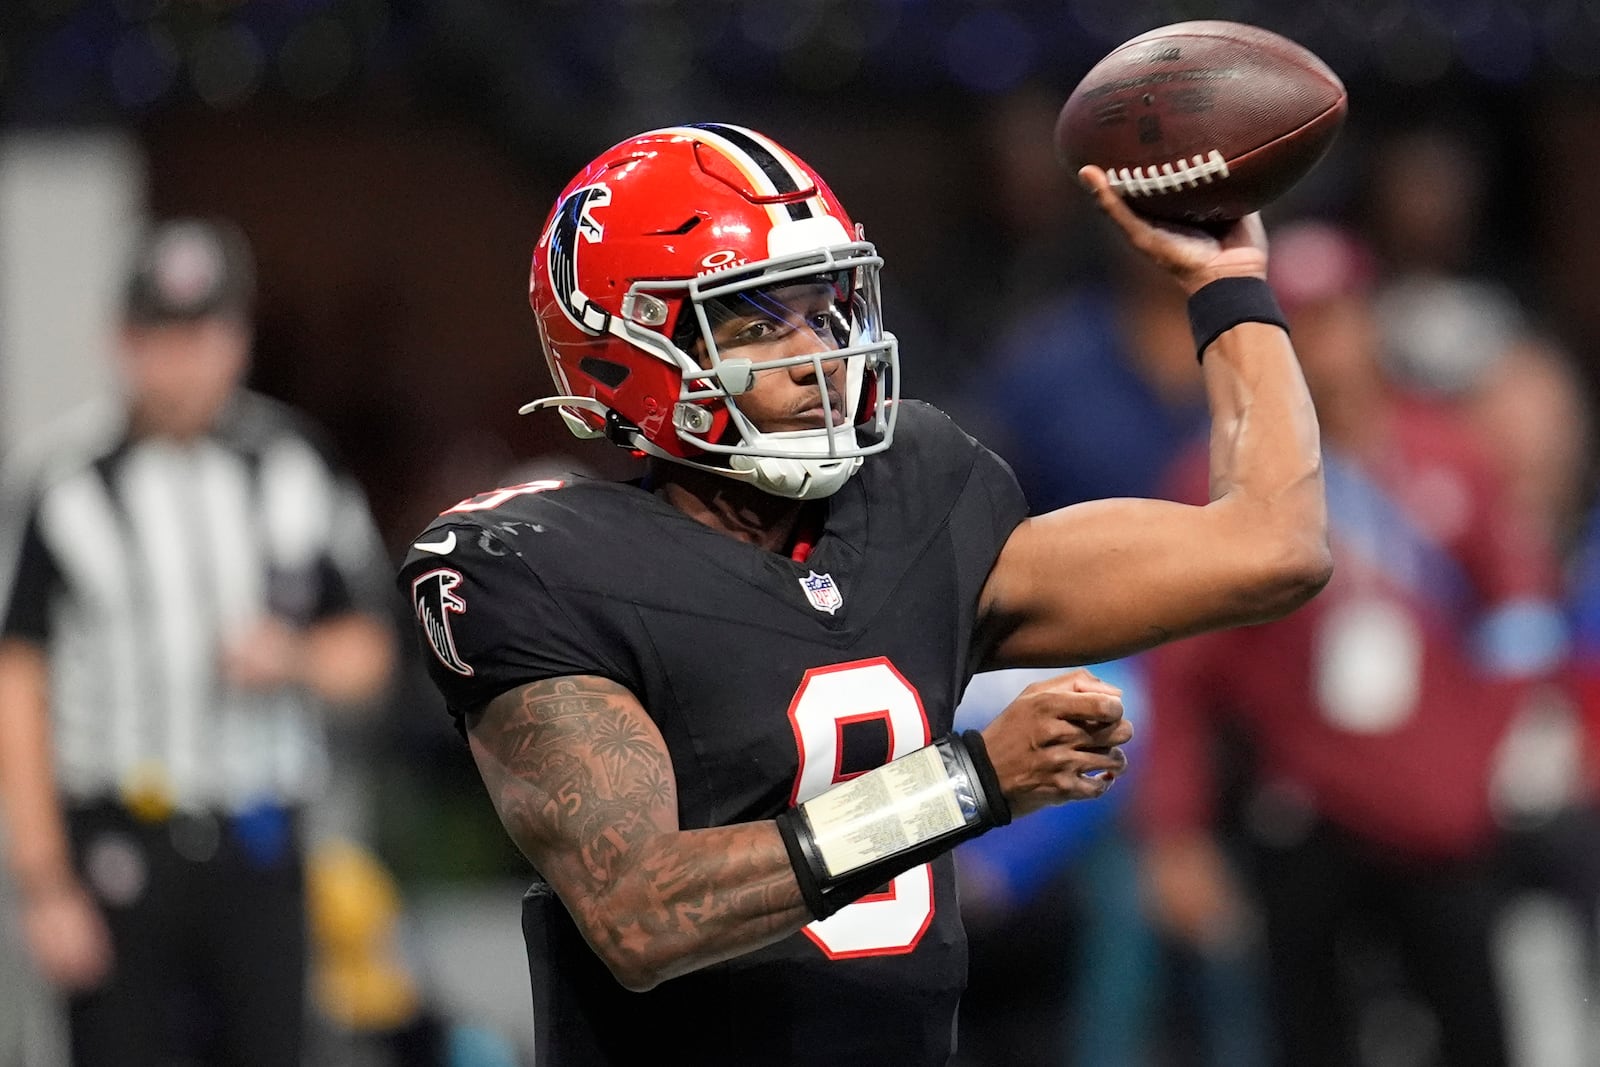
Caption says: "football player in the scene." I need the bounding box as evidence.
[399,123,1329,1065]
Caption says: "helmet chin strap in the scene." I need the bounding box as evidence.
[630,424,864,500]
[729,426,864,500]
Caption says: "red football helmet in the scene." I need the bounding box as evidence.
[525,124,898,499]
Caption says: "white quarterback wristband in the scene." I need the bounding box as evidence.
[775,731,1011,920]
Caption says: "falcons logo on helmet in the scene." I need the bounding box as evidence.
[412,567,473,677]
[547,184,613,336]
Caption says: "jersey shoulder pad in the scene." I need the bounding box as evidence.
[403,477,640,579]
[398,480,641,716]
[429,476,576,522]
[867,400,1009,509]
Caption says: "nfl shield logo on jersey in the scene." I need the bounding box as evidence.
[798,570,843,615]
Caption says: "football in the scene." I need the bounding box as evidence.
[1055,21,1347,224]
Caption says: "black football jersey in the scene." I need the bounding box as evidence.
[399,401,1029,1066]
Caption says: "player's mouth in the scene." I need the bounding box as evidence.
[791,396,847,429]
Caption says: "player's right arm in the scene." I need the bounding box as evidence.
[404,512,818,989]
[464,674,810,991]
[464,668,1131,990]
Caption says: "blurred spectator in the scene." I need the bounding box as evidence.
[968,237,1207,512]
[1364,121,1500,280]
[1346,141,1600,1056]
[1358,115,1590,542]
[1376,274,1526,398]
[1466,337,1593,555]
[1391,253,1600,1067]
[1137,222,1568,1067]
[1371,266,1595,561]
[0,219,396,1066]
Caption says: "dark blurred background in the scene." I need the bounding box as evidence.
[7,0,1600,546]
[7,2,1600,1065]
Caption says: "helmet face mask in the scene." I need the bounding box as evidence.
[526,124,899,499]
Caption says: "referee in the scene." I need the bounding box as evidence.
[0,218,395,1066]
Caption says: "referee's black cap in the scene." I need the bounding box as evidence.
[123,218,256,325]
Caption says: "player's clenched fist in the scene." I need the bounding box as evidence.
[979,668,1132,818]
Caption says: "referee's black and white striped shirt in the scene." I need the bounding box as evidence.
[0,391,392,814]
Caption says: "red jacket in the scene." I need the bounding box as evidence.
[1137,398,1562,859]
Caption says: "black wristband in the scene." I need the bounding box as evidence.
[1186,276,1288,363]
[960,730,1011,827]
[775,808,829,919]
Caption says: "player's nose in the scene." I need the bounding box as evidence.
[783,332,844,380]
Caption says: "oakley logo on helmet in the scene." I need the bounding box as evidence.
[547,184,614,336]
[700,249,744,271]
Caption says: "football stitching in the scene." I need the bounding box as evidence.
[1108,26,1344,95]
[1106,150,1231,197]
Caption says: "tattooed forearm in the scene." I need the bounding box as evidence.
[597,822,806,985]
[467,675,809,990]
[475,678,669,884]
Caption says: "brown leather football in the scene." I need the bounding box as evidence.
[1055,21,1347,224]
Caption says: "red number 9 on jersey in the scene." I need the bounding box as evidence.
[787,657,936,958]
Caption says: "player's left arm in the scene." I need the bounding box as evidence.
[980,168,1332,668]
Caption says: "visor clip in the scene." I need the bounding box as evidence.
[621,292,669,327]
[605,409,642,446]
[672,403,714,435]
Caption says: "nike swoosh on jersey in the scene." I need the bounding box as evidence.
[413,531,457,555]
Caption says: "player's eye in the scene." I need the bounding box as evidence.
[727,318,783,346]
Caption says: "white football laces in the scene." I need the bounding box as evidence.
[1105,149,1231,197]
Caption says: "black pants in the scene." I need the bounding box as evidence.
[1251,822,1508,1067]
[65,801,307,1067]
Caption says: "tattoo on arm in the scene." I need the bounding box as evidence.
[473,677,669,883]
[466,676,806,984]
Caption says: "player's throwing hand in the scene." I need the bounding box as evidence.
[980,668,1133,818]
[1078,165,1269,293]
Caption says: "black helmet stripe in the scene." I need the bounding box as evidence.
[690,123,816,221]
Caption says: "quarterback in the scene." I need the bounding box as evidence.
[400,123,1329,1065]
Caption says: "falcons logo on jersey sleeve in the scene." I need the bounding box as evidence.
[412,567,473,677]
